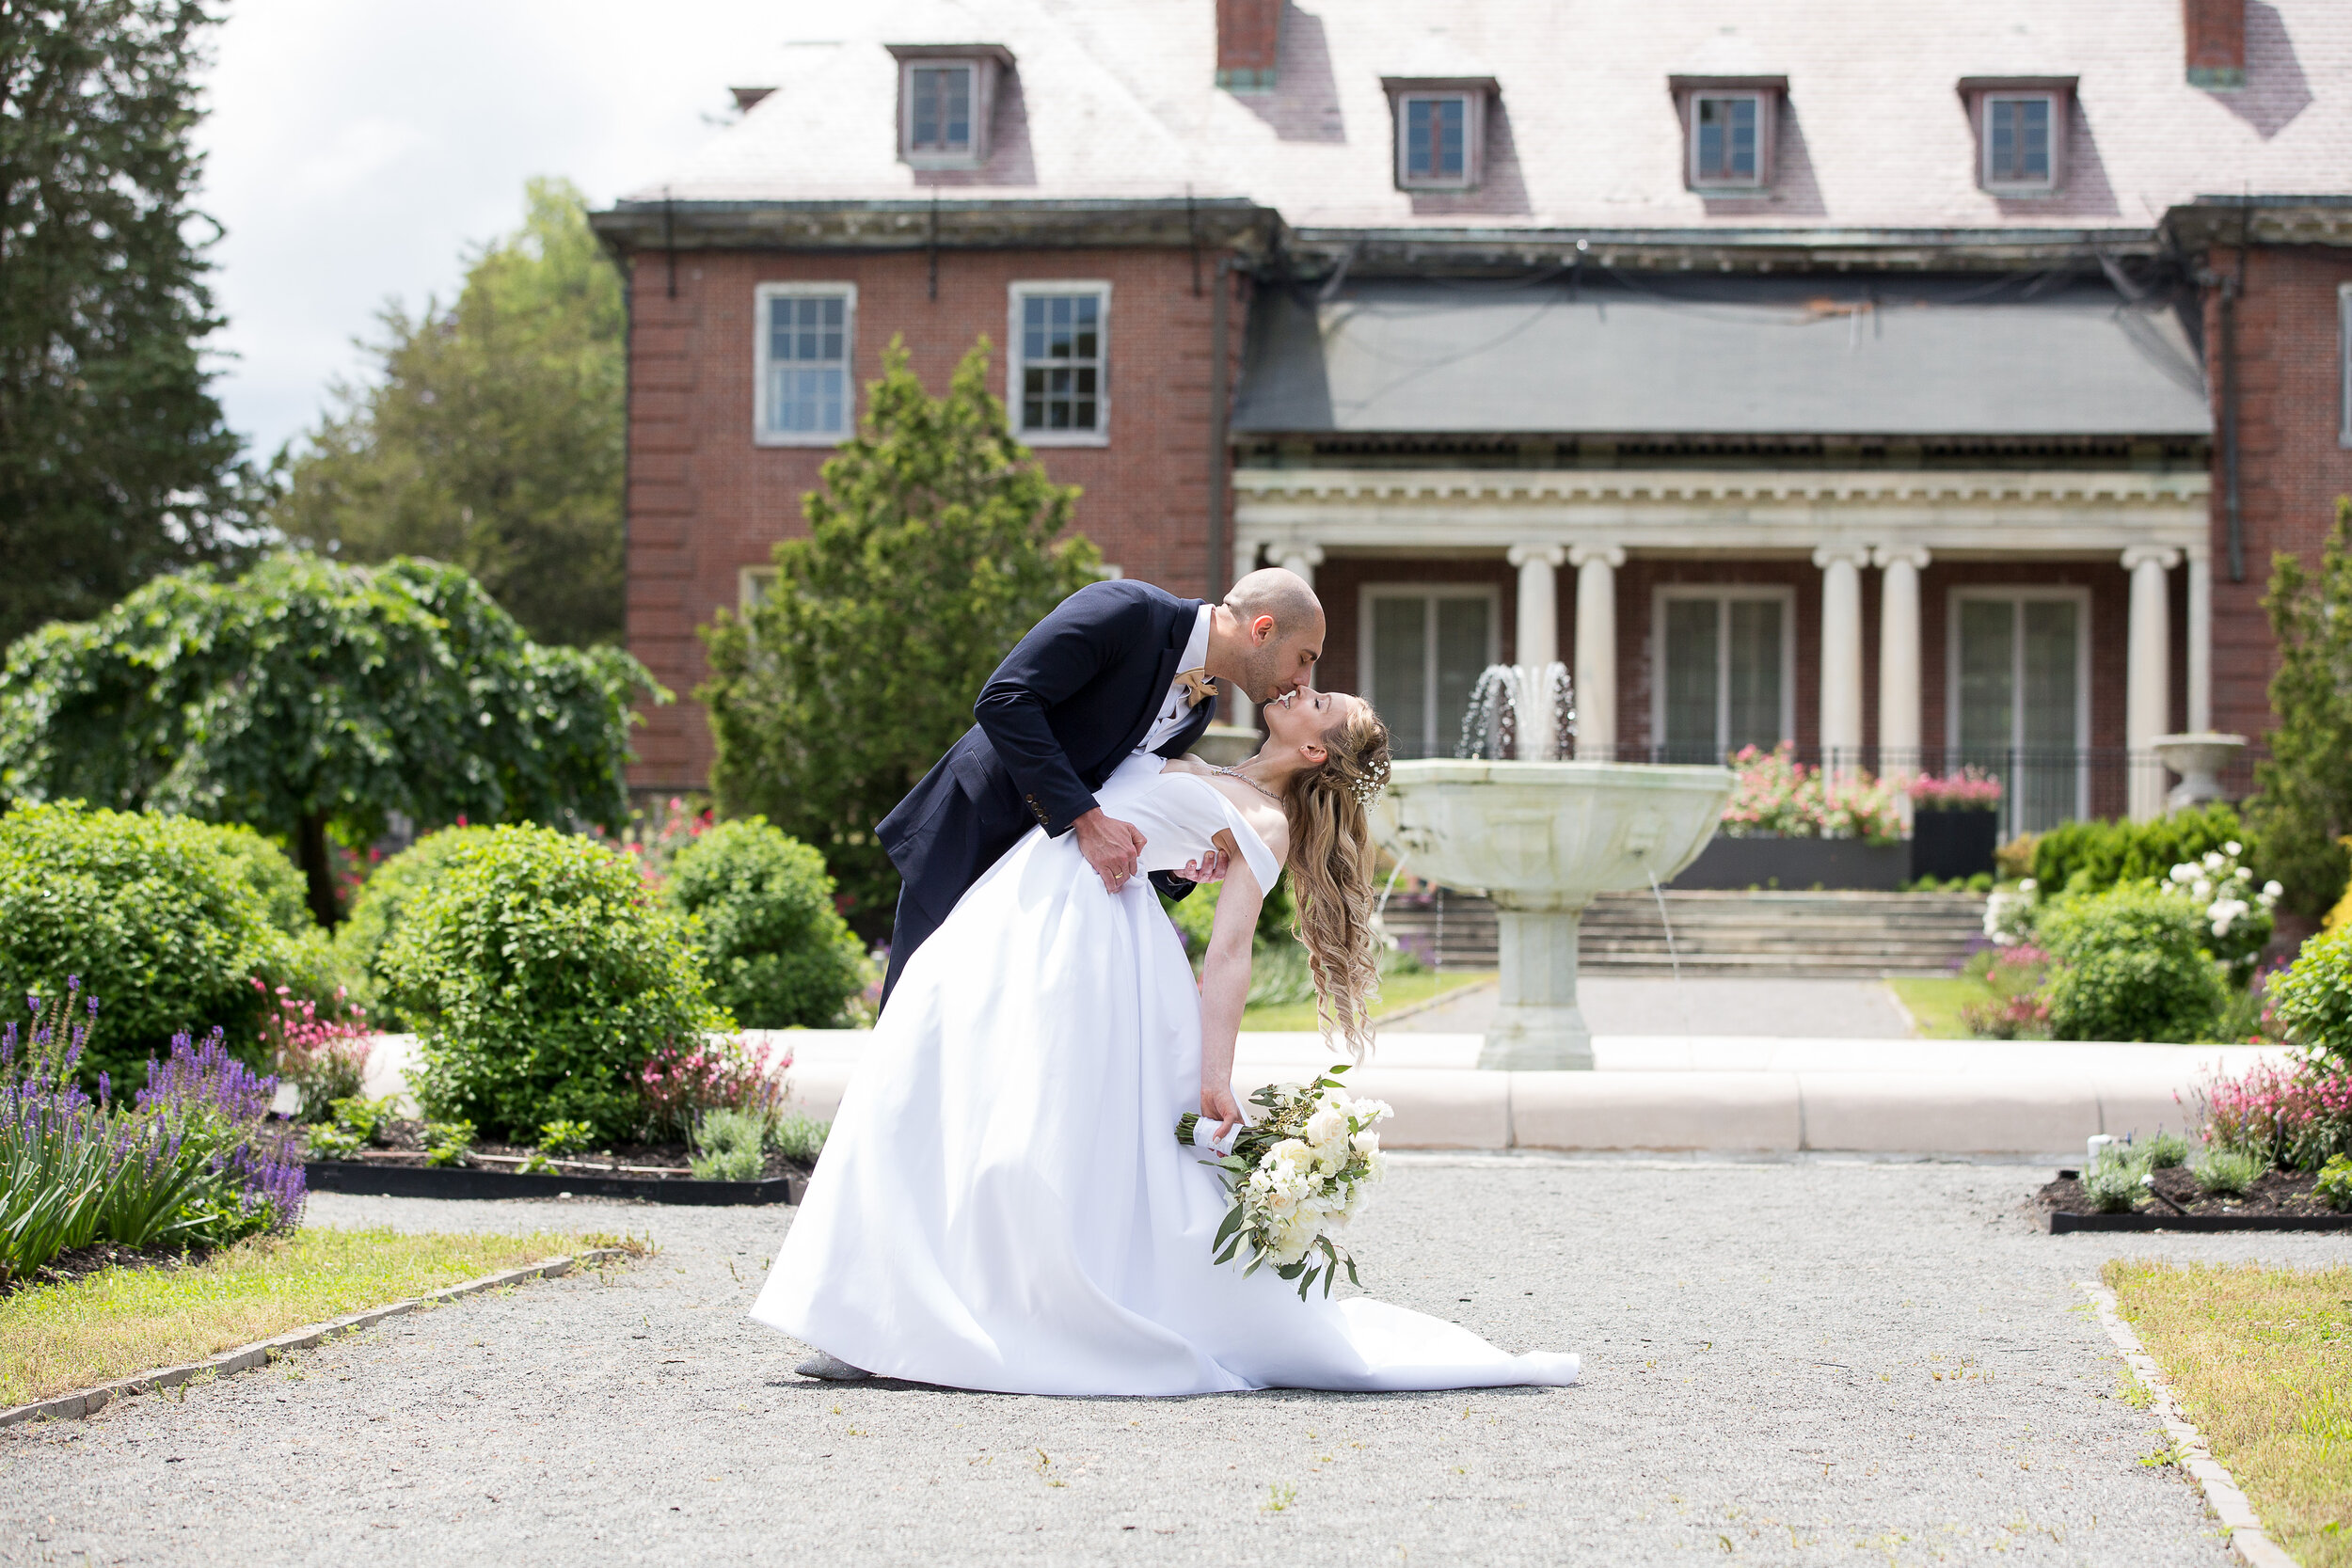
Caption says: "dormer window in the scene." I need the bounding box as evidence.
[1381,77,1495,191]
[886,43,1013,168]
[1959,77,2074,195]
[1669,76,1785,191]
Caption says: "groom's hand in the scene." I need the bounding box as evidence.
[1172,848,1229,885]
[1073,807,1146,893]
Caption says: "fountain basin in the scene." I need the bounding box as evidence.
[1374,760,1736,1070]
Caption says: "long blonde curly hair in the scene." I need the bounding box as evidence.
[1280,700,1392,1061]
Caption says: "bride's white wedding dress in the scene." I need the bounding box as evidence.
[751,752,1580,1396]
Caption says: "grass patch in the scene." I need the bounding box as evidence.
[1885,975,1990,1038]
[1,1227,625,1408]
[1240,969,1494,1034]
[2104,1259,2352,1568]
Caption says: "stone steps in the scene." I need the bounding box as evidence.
[1380,891,1987,977]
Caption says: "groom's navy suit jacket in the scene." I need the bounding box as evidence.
[875,579,1217,1000]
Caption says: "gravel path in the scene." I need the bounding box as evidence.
[7,1159,2345,1566]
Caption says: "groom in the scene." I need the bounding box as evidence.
[876,568,1326,1006]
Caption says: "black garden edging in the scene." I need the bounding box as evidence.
[305,1160,803,1206]
[2046,1209,2352,1234]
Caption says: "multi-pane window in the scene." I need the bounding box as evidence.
[1656,590,1790,763]
[755,285,853,444]
[1692,94,1760,184]
[1402,95,1467,184]
[1951,591,2088,832]
[1983,94,2055,188]
[1009,285,1108,440]
[1364,588,1496,759]
[908,64,973,155]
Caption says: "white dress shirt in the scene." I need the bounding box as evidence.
[1136,607,1214,755]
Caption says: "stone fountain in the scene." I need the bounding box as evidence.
[1371,664,1735,1070]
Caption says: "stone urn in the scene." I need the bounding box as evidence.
[2150,733,2247,811]
[1372,760,1736,1070]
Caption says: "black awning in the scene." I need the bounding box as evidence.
[1232,272,2210,438]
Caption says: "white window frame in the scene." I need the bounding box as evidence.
[1358,582,1502,759]
[1979,91,2062,194]
[1392,90,1481,191]
[739,565,779,615]
[1688,91,1769,189]
[896,55,997,168]
[1007,280,1111,447]
[2339,282,2352,448]
[753,282,856,448]
[1648,584,1798,757]
[1944,585,2092,823]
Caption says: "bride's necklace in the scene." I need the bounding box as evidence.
[1211,762,1284,806]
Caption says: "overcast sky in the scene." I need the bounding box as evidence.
[196,0,790,463]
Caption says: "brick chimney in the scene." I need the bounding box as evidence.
[1216,0,1280,91]
[2183,0,2245,88]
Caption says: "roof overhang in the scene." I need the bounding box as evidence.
[2163,195,2352,250]
[590,197,1281,256]
[1278,225,2166,275]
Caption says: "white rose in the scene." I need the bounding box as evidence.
[2169,863,2196,884]
[1304,1106,1348,1147]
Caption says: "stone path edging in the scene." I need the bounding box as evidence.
[0,1247,623,1430]
[2077,1279,2300,1568]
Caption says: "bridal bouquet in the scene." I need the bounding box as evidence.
[1176,1067,1393,1298]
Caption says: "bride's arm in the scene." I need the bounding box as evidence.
[1197,830,1260,1135]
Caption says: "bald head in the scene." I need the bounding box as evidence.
[1215,567,1327,704]
[1224,567,1324,636]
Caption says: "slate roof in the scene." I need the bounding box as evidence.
[632,0,2352,235]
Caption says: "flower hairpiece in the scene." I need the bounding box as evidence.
[1349,756,1390,809]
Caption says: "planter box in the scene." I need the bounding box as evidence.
[1911,808,1998,881]
[305,1160,803,1207]
[1668,834,1908,892]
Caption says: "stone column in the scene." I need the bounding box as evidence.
[2185,546,2213,735]
[1872,545,1930,784]
[1568,545,1623,761]
[1274,542,1324,589]
[1814,546,1867,776]
[1508,544,1565,760]
[2123,545,2182,821]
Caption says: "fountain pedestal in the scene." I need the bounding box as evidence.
[1486,897,1595,1069]
[1375,760,1735,1071]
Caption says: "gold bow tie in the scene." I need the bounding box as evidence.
[1175,668,1217,706]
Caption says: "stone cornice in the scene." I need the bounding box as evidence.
[1279,225,2164,273]
[2162,197,2352,252]
[1232,468,2209,507]
[591,197,1279,255]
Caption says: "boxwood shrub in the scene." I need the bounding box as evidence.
[334,825,494,1022]
[0,802,311,1084]
[2030,804,2254,896]
[2269,924,2352,1070]
[665,819,866,1029]
[382,824,728,1143]
[2042,884,2227,1043]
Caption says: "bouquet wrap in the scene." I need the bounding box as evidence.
[1175,1066,1392,1299]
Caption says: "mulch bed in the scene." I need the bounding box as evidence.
[300,1119,809,1206]
[2038,1166,2352,1233]
[1,1241,216,1301]
[310,1118,807,1183]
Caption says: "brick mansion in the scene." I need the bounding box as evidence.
[593,0,2352,834]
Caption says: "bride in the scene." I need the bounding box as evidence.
[751,687,1580,1396]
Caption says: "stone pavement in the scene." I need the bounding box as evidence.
[7,1163,2345,1566]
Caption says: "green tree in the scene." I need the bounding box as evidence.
[270,178,624,646]
[2246,499,2352,919]
[0,552,664,927]
[699,339,1101,935]
[0,0,256,649]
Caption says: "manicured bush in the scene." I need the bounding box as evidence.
[205,825,314,937]
[664,820,866,1029]
[332,826,495,1022]
[2029,804,2253,898]
[2042,885,2227,1043]
[0,803,314,1085]
[2268,925,2352,1070]
[382,825,729,1145]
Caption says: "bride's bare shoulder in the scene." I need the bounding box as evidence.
[1161,754,1214,777]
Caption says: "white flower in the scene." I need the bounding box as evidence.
[1304,1106,1349,1147]
[2019,878,2037,894]
[2225,841,2243,857]
[2204,851,2226,871]
[2264,880,2283,901]
[2169,863,2197,884]
[2193,879,2213,901]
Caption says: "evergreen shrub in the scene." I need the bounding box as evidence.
[2029,804,2254,898]
[2042,885,2227,1043]
[2268,924,2352,1070]
[382,825,727,1144]
[0,802,312,1085]
[333,826,494,1022]
[664,819,865,1029]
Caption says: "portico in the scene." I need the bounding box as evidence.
[1235,466,2210,822]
